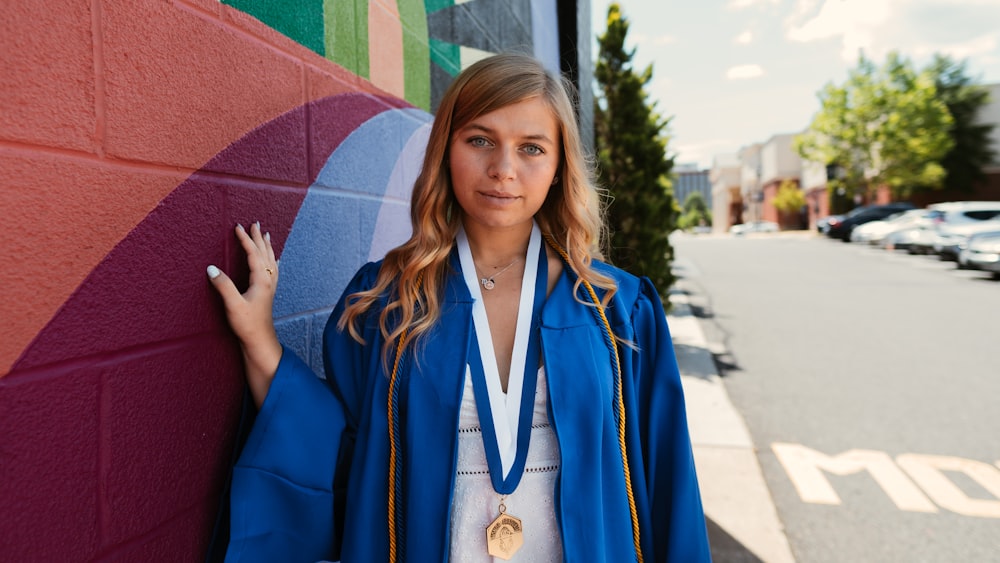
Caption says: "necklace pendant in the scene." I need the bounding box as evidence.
[481,277,496,290]
[486,510,523,559]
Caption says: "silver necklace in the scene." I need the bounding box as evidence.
[476,258,519,290]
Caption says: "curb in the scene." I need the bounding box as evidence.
[669,291,796,563]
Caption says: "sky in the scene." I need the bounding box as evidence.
[590,0,1000,169]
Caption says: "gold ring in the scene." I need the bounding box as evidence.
[265,267,274,276]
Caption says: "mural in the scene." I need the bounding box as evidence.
[0,0,575,559]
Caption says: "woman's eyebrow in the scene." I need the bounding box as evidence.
[460,123,554,144]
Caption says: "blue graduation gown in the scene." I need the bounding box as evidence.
[225,254,712,562]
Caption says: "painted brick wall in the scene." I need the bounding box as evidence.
[0,0,587,559]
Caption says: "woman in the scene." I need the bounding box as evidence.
[208,53,711,562]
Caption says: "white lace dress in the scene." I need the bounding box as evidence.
[448,369,563,562]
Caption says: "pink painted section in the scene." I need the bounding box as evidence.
[369,0,406,98]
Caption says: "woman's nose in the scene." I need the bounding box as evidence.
[487,148,515,181]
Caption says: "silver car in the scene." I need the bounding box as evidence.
[933,219,1000,261]
[958,231,1000,277]
[907,201,1000,255]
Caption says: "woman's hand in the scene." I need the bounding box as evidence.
[207,222,283,408]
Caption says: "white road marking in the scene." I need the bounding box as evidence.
[897,454,1000,518]
[773,442,1000,518]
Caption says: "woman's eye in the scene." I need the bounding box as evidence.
[522,144,544,156]
[469,137,491,148]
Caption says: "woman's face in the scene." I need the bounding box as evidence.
[448,96,561,234]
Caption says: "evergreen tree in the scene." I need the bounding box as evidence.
[926,55,997,193]
[594,3,678,302]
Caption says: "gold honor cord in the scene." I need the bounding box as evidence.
[542,234,643,563]
[387,325,408,563]
[387,273,422,563]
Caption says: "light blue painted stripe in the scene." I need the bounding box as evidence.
[274,107,432,319]
[313,108,430,193]
[368,122,431,261]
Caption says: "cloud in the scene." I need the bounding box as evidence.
[729,0,780,8]
[911,32,1000,60]
[735,30,754,45]
[654,34,678,46]
[784,0,1000,63]
[674,139,740,169]
[726,64,765,79]
[785,0,891,60]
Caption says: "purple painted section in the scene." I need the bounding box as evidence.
[0,369,101,561]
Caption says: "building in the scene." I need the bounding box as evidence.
[800,159,830,231]
[739,143,764,223]
[710,154,742,233]
[759,133,805,228]
[674,162,713,209]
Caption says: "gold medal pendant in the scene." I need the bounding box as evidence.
[486,498,524,560]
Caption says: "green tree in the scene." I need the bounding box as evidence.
[677,192,712,231]
[594,3,677,302]
[796,52,954,201]
[773,179,806,214]
[926,54,997,193]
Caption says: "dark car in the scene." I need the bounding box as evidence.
[826,202,916,241]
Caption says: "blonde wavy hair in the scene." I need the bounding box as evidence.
[339,53,617,359]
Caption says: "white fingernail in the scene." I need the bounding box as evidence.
[265,232,271,242]
[236,223,245,232]
[255,221,261,231]
[207,265,221,279]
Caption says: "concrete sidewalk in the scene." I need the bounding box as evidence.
[669,291,796,563]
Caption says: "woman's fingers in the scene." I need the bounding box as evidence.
[234,222,278,283]
[264,231,276,263]
[206,265,242,305]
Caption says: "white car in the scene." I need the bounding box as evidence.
[850,209,929,245]
[729,221,779,235]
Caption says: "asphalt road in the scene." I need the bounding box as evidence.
[672,232,1000,563]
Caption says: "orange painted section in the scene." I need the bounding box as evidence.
[0,1,387,375]
[0,0,96,152]
[368,0,406,99]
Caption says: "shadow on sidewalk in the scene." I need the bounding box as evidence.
[707,516,766,562]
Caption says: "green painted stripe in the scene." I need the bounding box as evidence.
[224,0,327,55]
[398,0,430,110]
[429,39,460,77]
[324,0,369,79]
[424,0,453,14]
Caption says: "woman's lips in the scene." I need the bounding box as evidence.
[479,191,518,205]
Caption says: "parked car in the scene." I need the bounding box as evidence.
[850,208,929,245]
[817,213,845,234]
[932,219,1000,261]
[906,201,1000,255]
[958,231,1000,278]
[826,202,916,241]
[730,220,779,235]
